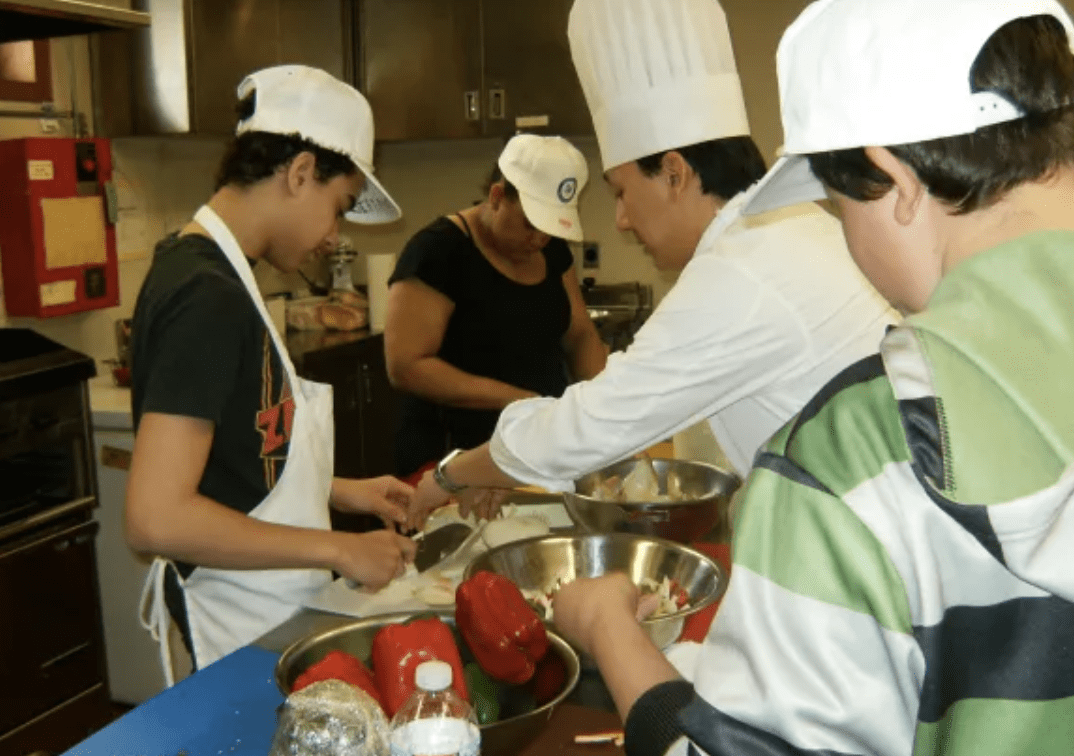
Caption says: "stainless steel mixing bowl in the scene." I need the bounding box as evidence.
[565,457,741,544]
[464,533,728,655]
[274,611,580,756]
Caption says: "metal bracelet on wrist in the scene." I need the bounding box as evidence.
[433,448,467,494]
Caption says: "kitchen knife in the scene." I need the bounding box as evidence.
[413,522,474,573]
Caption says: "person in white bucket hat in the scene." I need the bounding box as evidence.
[127,65,416,684]
[550,2,1074,756]
[384,134,606,482]
[406,0,894,522]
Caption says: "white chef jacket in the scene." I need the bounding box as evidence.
[490,193,898,490]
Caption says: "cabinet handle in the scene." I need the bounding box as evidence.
[30,414,59,431]
[53,539,71,552]
[361,363,373,404]
[40,641,91,670]
[488,89,506,120]
[464,91,481,122]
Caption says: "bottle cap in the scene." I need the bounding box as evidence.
[415,660,452,692]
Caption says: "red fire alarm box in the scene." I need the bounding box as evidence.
[0,137,120,317]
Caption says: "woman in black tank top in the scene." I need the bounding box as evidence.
[384,135,608,479]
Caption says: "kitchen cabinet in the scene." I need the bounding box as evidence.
[93,0,348,136]
[289,330,400,532]
[359,0,591,140]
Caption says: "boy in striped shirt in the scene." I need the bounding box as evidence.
[552,1,1074,754]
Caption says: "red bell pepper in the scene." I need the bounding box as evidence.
[371,616,469,716]
[455,571,549,684]
[292,650,384,710]
[529,652,567,706]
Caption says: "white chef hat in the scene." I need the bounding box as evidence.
[568,0,751,171]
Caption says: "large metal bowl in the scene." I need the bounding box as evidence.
[566,458,741,543]
[464,533,728,656]
[274,611,580,756]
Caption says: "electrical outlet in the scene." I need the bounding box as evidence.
[582,241,600,269]
[39,119,60,134]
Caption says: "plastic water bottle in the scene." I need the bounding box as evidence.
[389,661,481,756]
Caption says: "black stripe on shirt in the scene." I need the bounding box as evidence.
[755,452,835,496]
[909,461,1007,566]
[679,694,860,756]
[914,594,1074,724]
[785,353,886,449]
[898,396,946,490]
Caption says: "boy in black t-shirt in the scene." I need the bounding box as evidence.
[127,65,416,676]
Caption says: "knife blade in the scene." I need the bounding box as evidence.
[413,522,474,573]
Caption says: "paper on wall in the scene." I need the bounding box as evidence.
[41,196,108,270]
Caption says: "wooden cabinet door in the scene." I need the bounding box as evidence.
[0,520,109,737]
[359,0,484,140]
[353,334,399,479]
[480,0,592,137]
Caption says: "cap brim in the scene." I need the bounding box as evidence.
[345,167,402,224]
[517,192,584,242]
[742,155,827,217]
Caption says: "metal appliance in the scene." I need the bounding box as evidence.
[581,279,654,352]
[0,137,120,318]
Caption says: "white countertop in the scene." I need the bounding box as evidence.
[89,372,134,431]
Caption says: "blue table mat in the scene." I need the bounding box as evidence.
[63,646,284,756]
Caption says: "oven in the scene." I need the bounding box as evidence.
[0,328,113,756]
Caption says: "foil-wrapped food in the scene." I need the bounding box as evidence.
[269,679,390,756]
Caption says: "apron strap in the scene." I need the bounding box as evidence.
[139,557,177,688]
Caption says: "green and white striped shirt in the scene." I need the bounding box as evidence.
[627,230,1074,756]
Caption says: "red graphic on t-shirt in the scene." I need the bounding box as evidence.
[256,332,295,458]
[257,394,295,455]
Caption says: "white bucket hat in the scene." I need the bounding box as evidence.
[568,0,751,171]
[236,65,402,225]
[743,0,1074,216]
[497,134,589,242]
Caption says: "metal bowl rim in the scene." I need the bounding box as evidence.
[273,610,582,728]
[570,457,742,507]
[462,531,729,624]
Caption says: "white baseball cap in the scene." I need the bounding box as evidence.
[743,0,1074,216]
[236,65,402,225]
[568,0,751,172]
[497,134,589,242]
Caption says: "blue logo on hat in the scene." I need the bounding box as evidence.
[557,178,578,203]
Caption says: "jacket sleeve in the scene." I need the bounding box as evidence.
[622,458,924,756]
[489,254,810,491]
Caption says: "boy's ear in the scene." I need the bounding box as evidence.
[285,151,317,195]
[865,146,926,226]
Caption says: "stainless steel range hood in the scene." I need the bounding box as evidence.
[0,0,150,42]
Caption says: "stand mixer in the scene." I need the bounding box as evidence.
[326,238,358,292]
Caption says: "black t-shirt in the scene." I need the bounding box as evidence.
[389,216,574,476]
[131,233,292,577]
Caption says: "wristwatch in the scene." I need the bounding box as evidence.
[433,448,468,494]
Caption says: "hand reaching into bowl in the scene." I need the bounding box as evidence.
[551,574,640,658]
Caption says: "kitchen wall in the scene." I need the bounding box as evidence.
[0,0,849,364]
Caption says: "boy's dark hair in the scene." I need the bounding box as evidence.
[482,164,520,201]
[635,135,768,201]
[214,91,358,191]
[808,15,1074,214]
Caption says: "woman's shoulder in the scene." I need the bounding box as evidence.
[542,236,574,276]
[392,216,475,290]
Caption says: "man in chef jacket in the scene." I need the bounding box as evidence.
[409,0,897,520]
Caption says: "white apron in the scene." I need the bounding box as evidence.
[140,206,335,684]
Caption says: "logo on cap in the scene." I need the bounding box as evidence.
[557,178,578,203]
